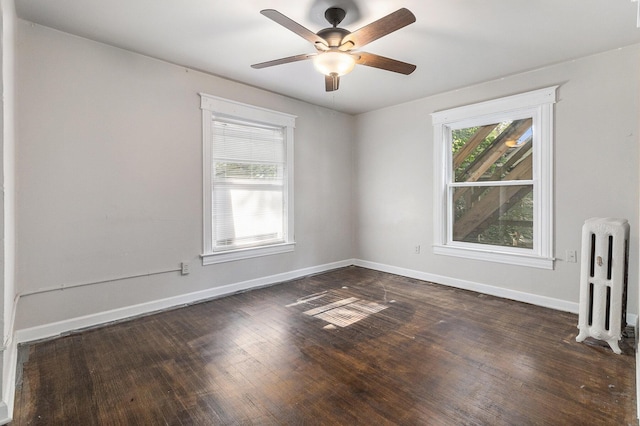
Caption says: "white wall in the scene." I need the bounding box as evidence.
[0,0,15,422]
[14,21,355,330]
[355,45,640,315]
[12,14,640,338]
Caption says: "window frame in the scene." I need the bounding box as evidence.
[431,86,557,269]
[200,94,296,265]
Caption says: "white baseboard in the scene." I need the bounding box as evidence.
[0,335,17,425]
[15,259,354,345]
[353,259,638,327]
[636,315,640,421]
[17,257,636,344]
[354,259,579,311]
[0,402,8,426]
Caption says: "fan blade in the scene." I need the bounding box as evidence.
[251,53,316,69]
[355,52,416,75]
[261,9,328,50]
[340,8,415,50]
[325,74,340,92]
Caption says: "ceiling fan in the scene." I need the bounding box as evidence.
[251,7,417,92]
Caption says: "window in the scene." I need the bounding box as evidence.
[200,94,296,265]
[432,86,557,269]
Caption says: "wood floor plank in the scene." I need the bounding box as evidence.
[11,266,637,425]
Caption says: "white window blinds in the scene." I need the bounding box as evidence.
[211,119,286,250]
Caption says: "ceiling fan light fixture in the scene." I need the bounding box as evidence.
[312,51,356,77]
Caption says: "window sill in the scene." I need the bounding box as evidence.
[433,245,554,270]
[201,242,296,265]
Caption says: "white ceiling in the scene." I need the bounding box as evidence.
[14,0,640,115]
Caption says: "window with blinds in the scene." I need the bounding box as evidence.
[200,93,296,265]
[212,119,285,250]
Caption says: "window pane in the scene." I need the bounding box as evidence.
[213,187,283,248]
[452,119,533,183]
[211,118,286,251]
[453,185,533,248]
[214,162,282,182]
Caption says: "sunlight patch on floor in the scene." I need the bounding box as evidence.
[300,296,388,328]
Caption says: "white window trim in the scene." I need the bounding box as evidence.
[200,94,296,265]
[431,86,557,269]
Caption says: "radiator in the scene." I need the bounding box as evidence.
[576,218,629,354]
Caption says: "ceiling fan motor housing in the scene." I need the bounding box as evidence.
[316,27,350,48]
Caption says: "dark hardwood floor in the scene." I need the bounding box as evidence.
[12,266,637,425]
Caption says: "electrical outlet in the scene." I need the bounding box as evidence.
[181,262,190,275]
[414,245,421,254]
[566,250,577,263]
